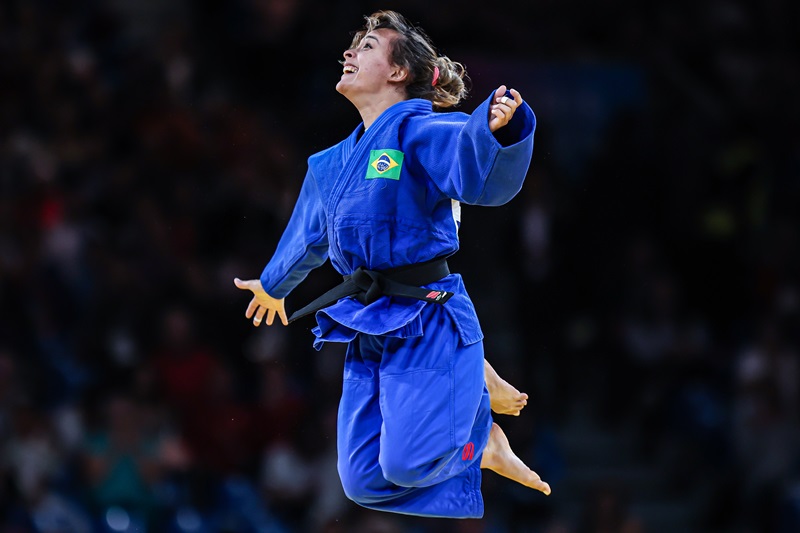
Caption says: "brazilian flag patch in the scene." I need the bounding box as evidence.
[366,149,404,180]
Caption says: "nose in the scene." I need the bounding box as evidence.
[343,49,354,60]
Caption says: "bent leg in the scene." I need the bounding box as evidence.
[337,329,488,518]
[337,336,393,505]
[378,304,492,488]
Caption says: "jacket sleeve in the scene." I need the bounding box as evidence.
[259,169,328,298]
[408,91,536,206]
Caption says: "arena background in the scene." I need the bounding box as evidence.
[1,0,798,532]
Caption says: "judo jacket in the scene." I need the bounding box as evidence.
[259,92,536,349]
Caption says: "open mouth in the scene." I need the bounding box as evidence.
[342,64,358,74]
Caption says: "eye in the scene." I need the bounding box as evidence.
[362,42,372,50]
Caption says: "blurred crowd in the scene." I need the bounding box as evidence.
[1,0,799,532]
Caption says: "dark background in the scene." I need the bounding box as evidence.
[1,0,799,532]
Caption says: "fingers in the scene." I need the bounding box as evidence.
[489,86,523,132]
[493,85,520,106]
[277,307,289,326]
[494,102,514,120]
[234,277,253,290]
[495,92,520,113]
[249,304,282,327]
[252,307,266,327]
[245,297,258,319]
[237,277,288,327]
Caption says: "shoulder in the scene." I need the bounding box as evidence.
[403,107,471,141]
[406,107,470,127]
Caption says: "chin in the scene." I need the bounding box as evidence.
[335,81,354,98]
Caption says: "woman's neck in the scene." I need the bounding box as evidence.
[355,92,407,130]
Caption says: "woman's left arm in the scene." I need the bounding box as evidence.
[411,85,536,206]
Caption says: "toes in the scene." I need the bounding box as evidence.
[531,474,551,495]
[490,394,529,416]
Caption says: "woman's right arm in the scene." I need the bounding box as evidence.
[259,169,329,297]
[235,169,329,326]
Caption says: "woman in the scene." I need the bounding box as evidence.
[234,10,550,518]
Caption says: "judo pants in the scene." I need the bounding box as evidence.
[337,304,492,518]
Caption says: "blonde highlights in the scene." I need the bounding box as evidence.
[350,11,469,108]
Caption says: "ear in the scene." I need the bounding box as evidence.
[388,65,409,84]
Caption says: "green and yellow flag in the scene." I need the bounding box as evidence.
[366,149,404,180]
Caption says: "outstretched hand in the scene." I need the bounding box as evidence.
[234,278,288,327]
[488,85,523,133]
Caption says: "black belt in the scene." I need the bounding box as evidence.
[288,257,453,323]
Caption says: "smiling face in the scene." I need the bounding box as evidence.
[336,28,408,102]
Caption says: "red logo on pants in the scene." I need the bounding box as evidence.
[462,442,475,461]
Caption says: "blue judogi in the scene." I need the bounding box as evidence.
[259,92,535,518]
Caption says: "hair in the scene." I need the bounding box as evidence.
[349,10,468,108]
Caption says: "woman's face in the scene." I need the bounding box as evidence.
[336,28,406,99]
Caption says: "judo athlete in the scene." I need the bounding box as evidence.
[235,10,550,519]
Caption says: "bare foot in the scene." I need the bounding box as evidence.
[485,359,528,416]
[481,423,551,495]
